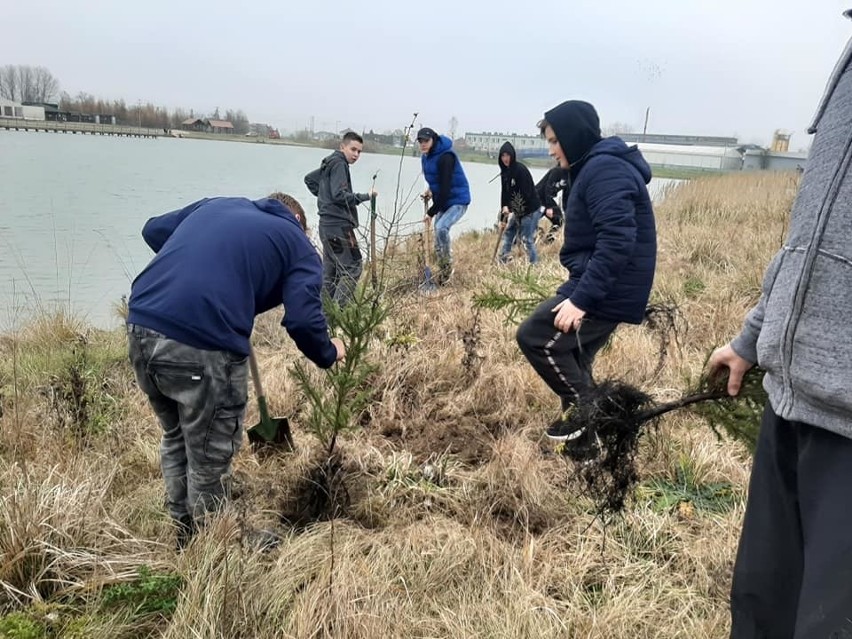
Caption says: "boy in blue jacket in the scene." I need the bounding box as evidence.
[417,127,471,284]
[516,101,657,459]
[127,192,344,547]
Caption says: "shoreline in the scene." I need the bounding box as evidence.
[1,124,724,181]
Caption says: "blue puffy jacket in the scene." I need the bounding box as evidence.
[558,137,657,324]
[421,135,471,211]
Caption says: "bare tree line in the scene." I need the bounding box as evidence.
[0,65,60,103]
[1,64,251,132]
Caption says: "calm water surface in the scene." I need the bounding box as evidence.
[0,132,677,328]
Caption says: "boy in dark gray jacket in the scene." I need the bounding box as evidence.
[305,131,376,306]
[710,12,852,637]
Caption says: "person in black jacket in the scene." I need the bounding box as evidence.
[516,101,656,459]
[535,165,569,243]
[496,141,542,264]
[304,132,377,306]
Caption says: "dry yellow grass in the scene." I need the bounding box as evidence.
[0,171,796,637]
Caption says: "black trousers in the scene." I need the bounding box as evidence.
[730,404,852,639]
[516,295,617,411]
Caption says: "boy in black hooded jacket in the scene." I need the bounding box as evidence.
[516,101,656,459]
[496,141,542,263]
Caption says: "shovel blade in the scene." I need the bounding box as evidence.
[247,416,293,451]
[419,265,437,293]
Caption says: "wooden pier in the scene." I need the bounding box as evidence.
[0,118,160,138]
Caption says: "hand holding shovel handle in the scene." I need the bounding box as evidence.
[492,210,512,263]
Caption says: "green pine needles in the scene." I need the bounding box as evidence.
[291,283,389,456]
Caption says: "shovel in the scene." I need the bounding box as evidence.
[246,346,294,451]
[420,198,437,291]
[370,192,378,289]
[492,211,513,263]
[369,171,379,289]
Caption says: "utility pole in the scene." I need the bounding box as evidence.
[642,106,650,142]
[137,99,142,128]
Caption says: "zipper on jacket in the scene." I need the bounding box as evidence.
[778,127,852,414]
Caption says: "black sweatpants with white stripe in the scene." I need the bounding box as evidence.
[516,295,618,412]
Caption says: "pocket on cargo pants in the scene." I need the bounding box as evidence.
[204,404,245,463]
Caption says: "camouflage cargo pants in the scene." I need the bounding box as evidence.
[127,324,248,527]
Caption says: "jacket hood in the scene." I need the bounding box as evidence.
[253,197,295,220]
[498,141,517,171]
[543,100,602,168]
[429,135,453,156]
[320,149,346,171]
[588,137,653,184]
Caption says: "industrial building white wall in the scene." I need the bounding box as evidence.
[635,144,743,171]
[21,105,45,120]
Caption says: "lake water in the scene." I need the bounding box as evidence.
[0,132,677,328]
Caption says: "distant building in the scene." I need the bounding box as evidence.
[249,122,271,136]
[207,119,234,134]
[465,131,546,157]
[181,118,206,132]
[313,130,339,142]
[633,142,744,171]
[618,133,738,147]
[742,148,808,172]
[770,129,792,152]
[464,128,808,172]
[179,118,235,134]
[0,98,45,120]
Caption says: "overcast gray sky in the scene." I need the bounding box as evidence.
[3,1,851,147]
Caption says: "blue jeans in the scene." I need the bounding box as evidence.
[433,204,467,266]
[499,210,542,264]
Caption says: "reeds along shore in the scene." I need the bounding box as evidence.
[0,171,797,638]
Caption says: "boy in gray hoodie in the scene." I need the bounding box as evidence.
[710,11,852,637]
[304,131,376,306]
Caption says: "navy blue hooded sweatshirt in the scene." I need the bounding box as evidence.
[127,197,337,367]
[544,100,657,325]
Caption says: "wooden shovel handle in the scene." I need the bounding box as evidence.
[248,346,264,399]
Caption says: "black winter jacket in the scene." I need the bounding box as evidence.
[498,141,540,218]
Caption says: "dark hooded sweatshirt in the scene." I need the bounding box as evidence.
[304,150,369,228]
[544,100,657,325]
[535,166,570,215]
[128,197,337,367]
[498,141,541,217]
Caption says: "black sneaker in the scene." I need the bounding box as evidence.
[545,409,585,442]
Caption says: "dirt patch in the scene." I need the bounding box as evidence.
[379,415,498,465]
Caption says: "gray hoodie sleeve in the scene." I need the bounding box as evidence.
[304,168,321,196]
[329,161,368,208]
[730,297,764,364]
[729,248,788,364]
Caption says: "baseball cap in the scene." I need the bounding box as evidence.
[416,127,437,142]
